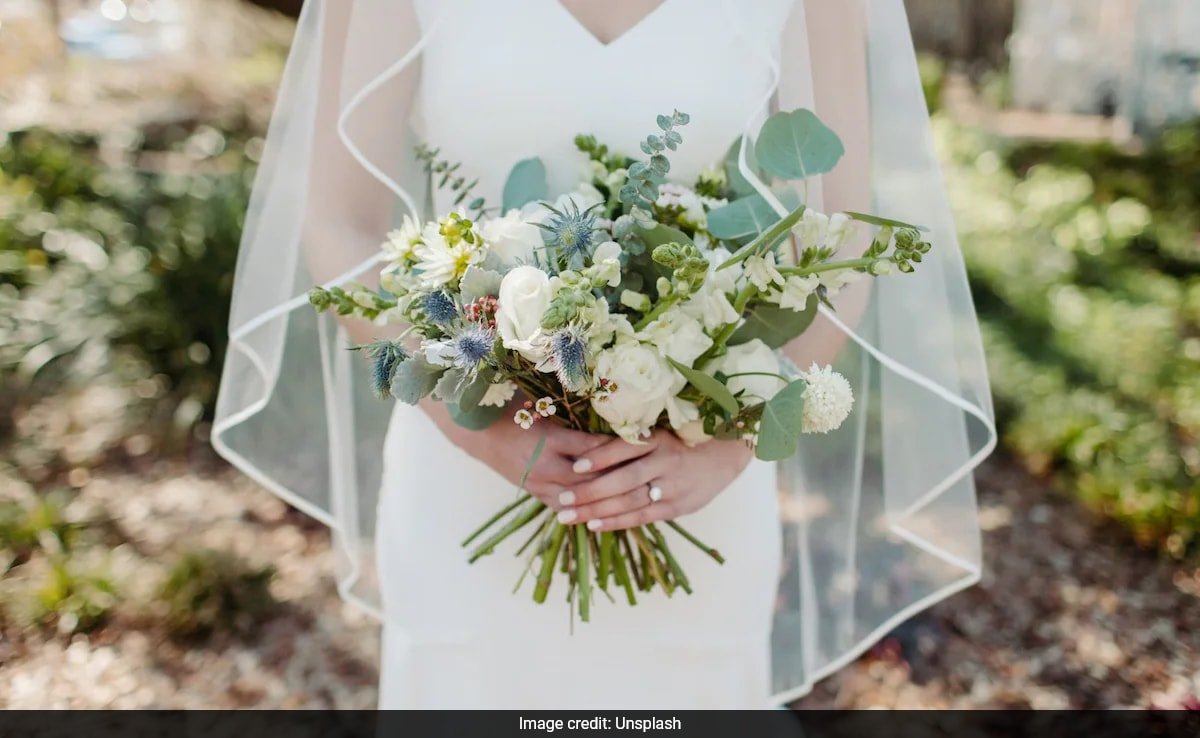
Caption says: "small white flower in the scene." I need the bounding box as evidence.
[825,213,854,252]
[586,240,622,288]
[820,268,863,297]
[412,224,481,288]
[480,209,542,267]
[770,274,821,312]
[381,214,423,267]
[535,396,557,417]
[480,380,517,408]
[799,363,854,434]
[513,408,535,430]
[744,253,784,291]
[795,209,830,250]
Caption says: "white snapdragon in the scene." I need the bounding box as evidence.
[480,209,542,267]
[795,209,829,250]
[586,240,623,288]
[825,212,854,252]
[770,274,821,312]
[744,253,785,291]
[590,341,674,442]
[798,363,854,434]
[495,265,554,362]
[820,268,863,297]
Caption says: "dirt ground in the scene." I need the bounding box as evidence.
[2,454,1197,709]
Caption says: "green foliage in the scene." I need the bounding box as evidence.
[391,354,444,405]
[667,357,739,416]
[156,549,277,640]
[501,157,548,212]
[706,189,803,242]
[619,110,690,211]
[0,123,255,468]
[754,109,845,182]
[415,144,485,216]
[941,116,1200,557]
[755,380,807,462]
[729,296,818,349]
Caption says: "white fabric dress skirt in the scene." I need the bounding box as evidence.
[376,400,782,709]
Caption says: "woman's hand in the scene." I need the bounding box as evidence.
[555,430,754,531]
[437,401,607,510]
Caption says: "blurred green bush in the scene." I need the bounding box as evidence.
[0,121,257,477]
[942,117,1200,557]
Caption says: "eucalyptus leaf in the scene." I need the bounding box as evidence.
[448,402,505,430]
[756,380,808,462]
[729,296,818,349]
[635,223,694,250]
[501,157,548,211]
[706,189,803,242]
[843,211,930,232]
[756,109,845,182]
[667,357,739,417]
[390,354,443,405]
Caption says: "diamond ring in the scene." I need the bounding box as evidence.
[648,485,664,503]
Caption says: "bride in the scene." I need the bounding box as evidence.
[212,0,997,710]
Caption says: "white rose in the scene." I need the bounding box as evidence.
[680,284,740,332]
[496,265,554,362]
[711,339,785,404]
[639,309,713,369]
[481,209,543,267]
[591,341,674,442]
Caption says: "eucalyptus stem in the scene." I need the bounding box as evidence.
[462,493,531,547]
[468,499,546,563]
[666,520,725,564]
[533,523,568,603]
[575,525,591,622]
[611,537,637,605]
[648,523,692,595]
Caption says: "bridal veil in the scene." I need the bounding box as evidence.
[212,0,997,703]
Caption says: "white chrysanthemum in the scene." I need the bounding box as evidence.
[480,380,517,408]
[744,253,784,291]
[381,214,423,267]
[799,363,854,434]
[413,225,481,288]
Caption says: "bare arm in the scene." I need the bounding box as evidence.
[782,0,873,370]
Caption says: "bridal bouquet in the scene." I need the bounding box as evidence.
[310,108,931,622]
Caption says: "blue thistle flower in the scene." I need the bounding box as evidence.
[358,340,407,399]
[550,326,589,391]
[422,291,457,325]
[447,325,495,369]
[539,200,601,269]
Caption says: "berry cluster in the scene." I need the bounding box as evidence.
[464,295,499,328]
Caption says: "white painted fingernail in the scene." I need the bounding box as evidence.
[558,490,576,506]
[573,458,593,473]
[586,519,602,531]
[557,509,577,524]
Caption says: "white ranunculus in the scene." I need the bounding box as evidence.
[590,341,674,442]
[495,265,554,362]
[480,209,543,267]
[711,339,785,404]
[639,309,713,369]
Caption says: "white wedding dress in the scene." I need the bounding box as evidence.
[375,0,790,710]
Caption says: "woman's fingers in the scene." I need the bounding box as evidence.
[584,497,676,532]
[570,435,657,474]
[557,455,663,518]
[566,483,655,525]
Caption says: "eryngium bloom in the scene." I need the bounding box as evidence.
[539,200,601,269]
[549,326,589,392]
[361,340,407,399]
[447,325,495,369]
[422,291,458,325]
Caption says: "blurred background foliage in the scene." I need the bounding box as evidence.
[0,0,1196,651]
